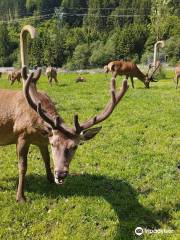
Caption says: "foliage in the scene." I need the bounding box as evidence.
[89,40,115,66]
[164,37,180,65]
[0,23,14,66]
[67,43,91,69]
[0,0,179,67]
[148,0,173,40]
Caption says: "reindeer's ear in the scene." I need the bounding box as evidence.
[34,124,53,138]
[80,126,102,142]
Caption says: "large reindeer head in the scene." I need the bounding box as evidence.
[22,67,128,184]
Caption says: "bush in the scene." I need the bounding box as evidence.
[66,43,91,70]
[89,40,116,66]
[164,37,180,65]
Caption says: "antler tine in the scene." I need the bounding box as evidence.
[23,71,37,112]
[22,65,28,80]
[149,61,161,79]
[37,102,56,128]
[111,77,116,104]
[78,78,129,131]
[37,104,74,138]
[147,64,152,76]
[115,79,128,103]
[23,69,75,138]
[32,68,41,83]
[74,115,82,133]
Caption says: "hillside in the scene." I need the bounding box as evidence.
[0,0,179,68]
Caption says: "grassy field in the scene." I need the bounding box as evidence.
[0,71,179,240]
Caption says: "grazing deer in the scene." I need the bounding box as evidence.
[46,66,58,85]
[76,76,86,83]
[104,60,160,88]
[8,69,22,85]
[0,25,129,202]
[174,65,180,89]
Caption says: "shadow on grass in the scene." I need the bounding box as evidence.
[15,173,164,240]
[58,83,68,87]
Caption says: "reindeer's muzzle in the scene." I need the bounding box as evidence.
[54,171,68,184]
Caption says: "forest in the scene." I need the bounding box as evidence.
[0,0,180,69]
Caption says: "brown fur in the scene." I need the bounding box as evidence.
[8,70,22,85]
[46,66,58,85]
[0,85,67,202]
[76,76,86,82]
[174,65,180,89]
[0,25,47,202]
[0,89,56,146]
[104,60,151,88]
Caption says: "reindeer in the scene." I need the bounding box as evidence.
[8,69,22,85]
[0,66,128,202]
[46,66,58,85]
[76,76,86,83]
[174,65,180,89]
[104,60,160,88]
[0,25,129,202]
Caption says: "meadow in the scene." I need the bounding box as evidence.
[0,70,179,240]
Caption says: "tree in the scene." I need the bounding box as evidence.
[57,0,88,27]
[90,40,115,66]
[67,43,91,69]
[0,23,12,66]
[149,0,173,40]
[165,37,180,64]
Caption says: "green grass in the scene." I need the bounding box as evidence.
[0,71,179,240]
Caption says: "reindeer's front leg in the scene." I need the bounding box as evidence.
[54,76,58,84]
[176,76,179,89]
[130,76,134,88]
[16,138,29,202]
[39,145,54,183]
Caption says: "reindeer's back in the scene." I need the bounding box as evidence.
[109,60,134,75]
[0,89,58,145]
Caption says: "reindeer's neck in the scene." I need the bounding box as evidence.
[134,66,146,83]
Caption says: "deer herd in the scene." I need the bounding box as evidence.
[0,25,179,202]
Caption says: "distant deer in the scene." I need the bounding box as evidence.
[76,75,86,83]
[46,66,58,85]
[8,69,22,85]
[174,65,180,89]
[104,60,160,88]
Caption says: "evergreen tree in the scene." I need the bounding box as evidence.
[0,23,12,66]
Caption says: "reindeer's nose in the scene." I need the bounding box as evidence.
[55,171,68,179]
